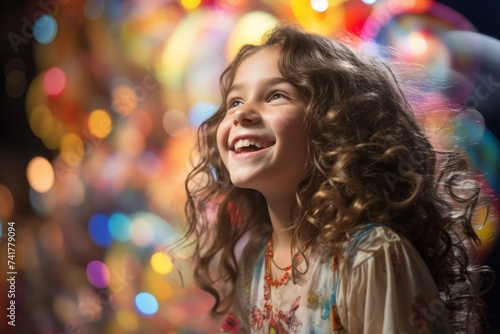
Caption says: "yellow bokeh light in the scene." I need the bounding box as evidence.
[60,133,84,167]
[226,11,278,61]
[29,105,52,138]
[88,109,112,139]
[180,0,202,10]
[26,156,55,193]
[290,0,345,36]
[150,252,174,275]
[474,206,499,250]
[158,10,207,91]
[29,105,64,149]
[42,118,64,150]
[116,309,139,331]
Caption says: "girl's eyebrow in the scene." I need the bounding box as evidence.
[228,77,291,95]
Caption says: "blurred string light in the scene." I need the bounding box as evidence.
[130,216,155,247]
[86,260,111,288]
[150,251,174,275]
[26,156,55,193]
[290,0,345,35]
[43,67,66,97]
[310,0,329,13]
[33,14,57,44]
[88,213,113,247]
[87,109,113,139]
[108,212,131,242]
[135,292,159,316]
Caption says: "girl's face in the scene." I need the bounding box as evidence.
[216,47,309,200]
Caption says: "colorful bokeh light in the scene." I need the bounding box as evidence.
[150,252,174,275]
[108,212,131,242]
[226,11,278,60]
[135,292,159,316]
[88,109,112,139]
[26,156,55,193]
[86,260,111,288]
[33,14,57,44]
[43,67,66,97]
[188,102,218,128]
[88,214,113,247]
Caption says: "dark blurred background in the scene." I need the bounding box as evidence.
[1,0,499,333]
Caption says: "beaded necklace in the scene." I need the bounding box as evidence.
[263,236,312,313]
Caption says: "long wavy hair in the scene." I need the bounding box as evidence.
[182,24,490,332]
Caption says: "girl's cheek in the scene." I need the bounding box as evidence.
[215,121,228,152]
[272,109,304,134]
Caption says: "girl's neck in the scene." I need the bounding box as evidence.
[265,194,299,249]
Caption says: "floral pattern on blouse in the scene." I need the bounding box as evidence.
[220,225,453,333]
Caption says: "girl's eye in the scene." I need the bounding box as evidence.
[228,100,243,109]
[270,91,286,101]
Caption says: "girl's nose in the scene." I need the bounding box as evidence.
[232,106,261,127]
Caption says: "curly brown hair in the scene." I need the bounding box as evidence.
[182,24,490,332]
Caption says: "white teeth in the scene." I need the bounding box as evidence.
[233,138,272,153]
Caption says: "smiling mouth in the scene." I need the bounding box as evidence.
[232,138,274,153]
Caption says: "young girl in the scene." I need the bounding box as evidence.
[182,25,489,333]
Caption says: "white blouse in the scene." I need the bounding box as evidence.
[336,225,453,333]
[221,225,453,333]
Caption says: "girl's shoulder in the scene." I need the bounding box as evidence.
[341,223,417,270]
